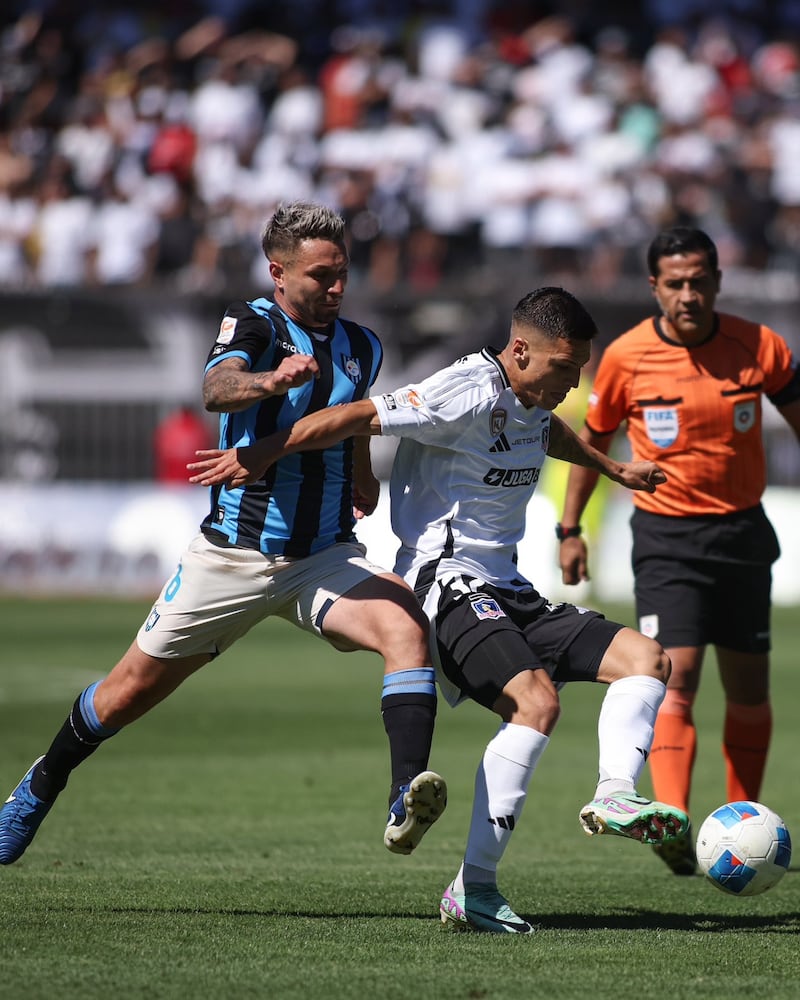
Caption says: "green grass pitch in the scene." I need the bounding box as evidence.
[0,598,798,999]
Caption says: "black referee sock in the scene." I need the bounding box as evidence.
[381,667,438,807]
[30,683,120,803]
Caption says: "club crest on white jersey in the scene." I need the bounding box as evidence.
[491,408,507,435]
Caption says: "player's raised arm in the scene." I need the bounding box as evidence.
[203,354,320,413]
[188,397,380,488]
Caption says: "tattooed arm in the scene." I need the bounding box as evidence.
[202,355,320,413]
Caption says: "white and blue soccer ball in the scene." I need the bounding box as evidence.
[695,801,792,897]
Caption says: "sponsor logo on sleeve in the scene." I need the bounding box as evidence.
[394,389,423,408]
[217,316,237,344]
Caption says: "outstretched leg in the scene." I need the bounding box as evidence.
[579,630,689,848]
[0,644,208,864]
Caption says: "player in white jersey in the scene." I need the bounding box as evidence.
[382,350,552,589]
[188,286,690,934]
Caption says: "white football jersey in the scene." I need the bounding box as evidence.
[372,348,551,590]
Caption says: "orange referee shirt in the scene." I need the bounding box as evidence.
[586,313,798,516]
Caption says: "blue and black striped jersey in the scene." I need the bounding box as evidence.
[200,297,383,557]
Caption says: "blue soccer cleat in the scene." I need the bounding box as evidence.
[0,757,53,865]
[384,770,447,855]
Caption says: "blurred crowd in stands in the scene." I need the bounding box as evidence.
[2,0,800,296]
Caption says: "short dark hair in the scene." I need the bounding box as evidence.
[647,227,719,276]
[261,201,346,262]
[512,286,597,342]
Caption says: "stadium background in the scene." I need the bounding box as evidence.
[1,0,799,602]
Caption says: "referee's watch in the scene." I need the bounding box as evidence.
[555,523,582,541]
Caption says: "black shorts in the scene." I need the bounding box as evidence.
[633,556,772,653]
[432,577,624,709]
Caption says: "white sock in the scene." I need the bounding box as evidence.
[452,722,549,893]
[595,675,666,797]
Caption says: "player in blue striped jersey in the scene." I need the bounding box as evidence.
[202,296,383,556]
[0,202,445,868]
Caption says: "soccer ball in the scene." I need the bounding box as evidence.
[695,801,792,897]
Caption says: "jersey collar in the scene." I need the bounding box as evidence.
[482,346,511,388]
[653,312,719,348]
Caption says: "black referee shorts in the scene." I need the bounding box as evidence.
[633,556,772,653]
[433,578,624,709]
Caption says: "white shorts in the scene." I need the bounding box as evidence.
[136,532,389,659]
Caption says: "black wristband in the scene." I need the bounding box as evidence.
[555,523,582,541]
